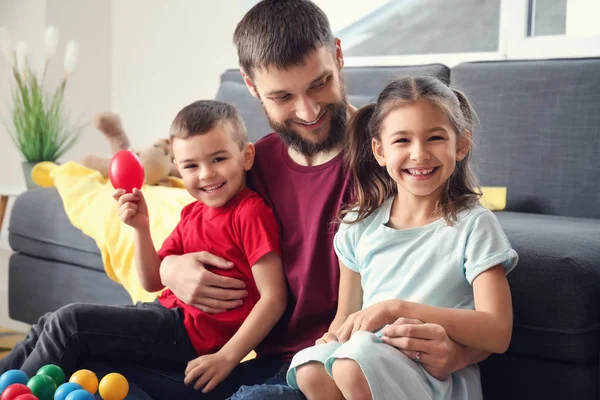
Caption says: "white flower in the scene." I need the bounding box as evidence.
[16,40,29,79]
[44,25,59,59]
[0,27,13,65]
[64,40,78,76]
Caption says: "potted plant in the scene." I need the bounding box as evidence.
[0,26,82,189]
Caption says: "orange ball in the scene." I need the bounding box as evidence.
[98,373,129,400]
[68,370,98,394]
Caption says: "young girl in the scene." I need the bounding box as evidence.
[286,76,518,400]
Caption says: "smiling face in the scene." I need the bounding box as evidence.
[173,121,255,208]
[243,44,348,156]
[372,99,471,202]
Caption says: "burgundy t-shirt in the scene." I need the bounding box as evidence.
[248,133,353,361]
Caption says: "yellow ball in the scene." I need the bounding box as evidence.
[98,373,129,400]
[31,161,57,187]
[69,369,98,394]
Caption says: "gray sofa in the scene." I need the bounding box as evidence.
[8,58,600,399]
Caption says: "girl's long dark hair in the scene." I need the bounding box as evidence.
[341,76,481,225]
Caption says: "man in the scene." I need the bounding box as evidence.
[97,1,489,398]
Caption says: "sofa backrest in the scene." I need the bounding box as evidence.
[451,58,600,219]
[215,59,598,218]
[215,64,450,144]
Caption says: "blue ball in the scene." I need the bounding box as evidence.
[65,389,95,400]
[0,369,29,393]
[54,382,84,400]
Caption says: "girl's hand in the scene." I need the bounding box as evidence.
[315,332,338,345]
[184,351,237,393]
[381,318,455,381]
[113,188,149,230]
[336,300,398,343]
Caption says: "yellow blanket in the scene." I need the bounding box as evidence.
[35,161,195,303]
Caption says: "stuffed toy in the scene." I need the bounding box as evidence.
[80,112,181,186]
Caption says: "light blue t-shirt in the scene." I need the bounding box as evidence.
[287,197,518,399]
[334,197,518,311]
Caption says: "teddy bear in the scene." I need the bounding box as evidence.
[80,112,181,186]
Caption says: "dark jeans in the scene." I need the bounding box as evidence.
[83,357,304,399]
[228,364,306,400]
[0,301,196,378]
[0,301,304,399]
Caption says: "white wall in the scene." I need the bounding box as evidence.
[1,0,246,187]
[111,0,243,145]
[0,0,111,189]
[46,0,112,159]
[566,0,600,36]
[0,0,46,190]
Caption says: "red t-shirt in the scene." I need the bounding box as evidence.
[248,133,353,361]
[157,187,280,356]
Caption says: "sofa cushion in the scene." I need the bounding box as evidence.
[8,188,104,272]
[9,253,130,324]
[451,58,600,219]
[496,211,600,364]
[215,64,450,144]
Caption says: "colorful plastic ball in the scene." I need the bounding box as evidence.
[0,370,29,393]
[0,383,31,400]
[64,389,94,400]
[98,373,129,400]
[36,364,65,387]
[26,374,56,400]
[12,394,38,400]
[68,370,97,395]
[109,150,145,193]
[53,382,83,400]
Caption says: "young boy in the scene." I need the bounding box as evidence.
[0,100,287,394]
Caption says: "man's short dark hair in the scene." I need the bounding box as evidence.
[169,100,247,149]
[233,0,335,80]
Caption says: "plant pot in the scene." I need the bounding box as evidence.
[21,161,39,190]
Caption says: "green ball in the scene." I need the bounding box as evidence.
[27,374,57,400]
[37,364,66,386]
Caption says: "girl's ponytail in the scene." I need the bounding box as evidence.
[341,104,396,223]
[451,88,474,128]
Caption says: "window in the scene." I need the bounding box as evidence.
[339,0,501,56]
[529,0,567,36]
[320,0,600,67]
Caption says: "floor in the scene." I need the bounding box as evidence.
[0,325,25,360]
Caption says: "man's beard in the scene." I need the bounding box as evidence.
[262,99,348,157]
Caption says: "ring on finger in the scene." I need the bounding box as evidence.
[414,351,421,362]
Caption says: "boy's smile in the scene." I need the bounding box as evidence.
[173,122,254,208]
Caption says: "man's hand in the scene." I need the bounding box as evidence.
[315,332,338,345]
[381,318,456,380]
[336,300,398,342]
[113,188,149,230]
[160,251,247,313]
[184,351,237,393]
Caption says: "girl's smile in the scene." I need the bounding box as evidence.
[403,166,440,181]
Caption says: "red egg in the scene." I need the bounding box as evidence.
[109,150,145,193]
